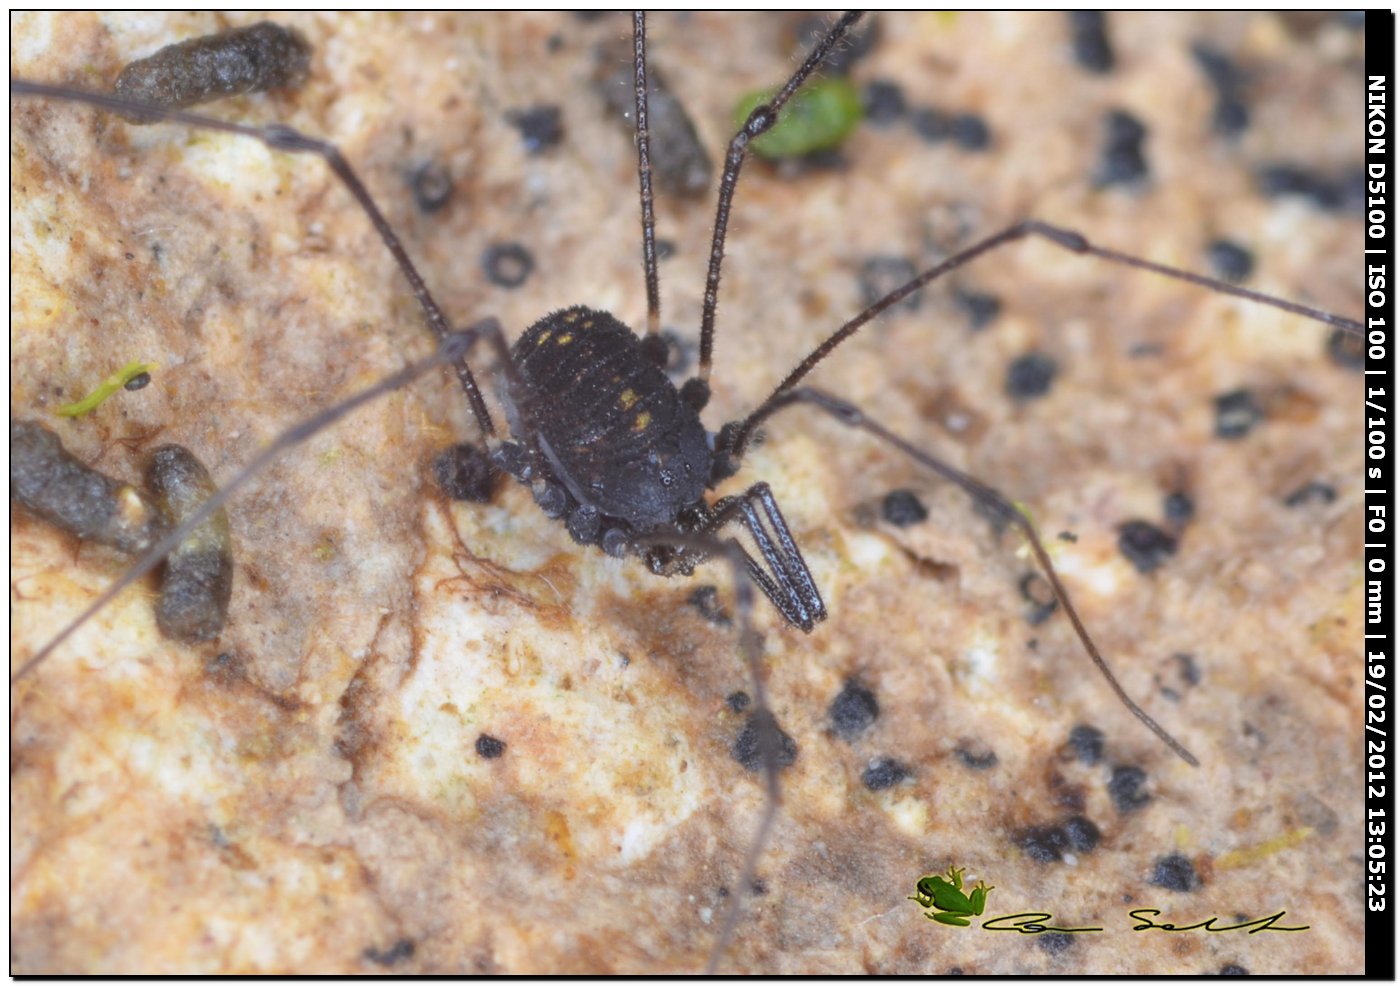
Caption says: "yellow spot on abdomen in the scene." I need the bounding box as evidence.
[556,333,574,345]
[632,411,652,432]
[619,388,639,409]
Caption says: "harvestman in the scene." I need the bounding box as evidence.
[10,11,1365,972]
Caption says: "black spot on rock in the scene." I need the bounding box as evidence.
[507,104,564,154]
[1117,520,1177,574]
[955,739,999,770]
[1067,725,1105,765]
[433,444,501,503]
[1064,815,1101,853]
[1095,109,1149,187]
[881,489,929,527]
[363,938,415,967]
[829,678,880,740]
[862,757,910,791]
[1205,240,1254,283]
[482,242,535,288]
[1214,389,1263,439]
[1018,824,1070,863]
[1150,852,1199,892]
[1068,11,1114,73]
[475,733,506,759]
[1163,491,1195,527]
[1006,352,1058,401]
[862,79,907,125]
[411,160,453,213]
[732,715,798,772]
[1108,764,1151,813]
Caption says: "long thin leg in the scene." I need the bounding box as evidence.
[725,219,1365,455]
[9,80,498,440]
[629,530,784,974]
[706,483,827,632]
[631,11,661,337]
[695,11,864,386]
[12,330,480,685]
[735,386,1201,768]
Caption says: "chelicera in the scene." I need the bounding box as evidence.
[10,11,1365,974]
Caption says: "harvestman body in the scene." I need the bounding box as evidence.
[10,11,1365,972]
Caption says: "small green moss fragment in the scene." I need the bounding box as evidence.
[56,360,158,417]
[735,78,864,159]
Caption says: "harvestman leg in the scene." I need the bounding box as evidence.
[736,386,1203,767]
[631,11,662,338]
[692,11,866,394]
[727,217,1363,457]
[704,216,1364,765]
[12,331,479,682]
[9,80,501,442]
[703,484,827,633]
[9,78,530,677]
[628,529,787,975]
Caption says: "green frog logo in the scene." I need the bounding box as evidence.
[908,866,994,926]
